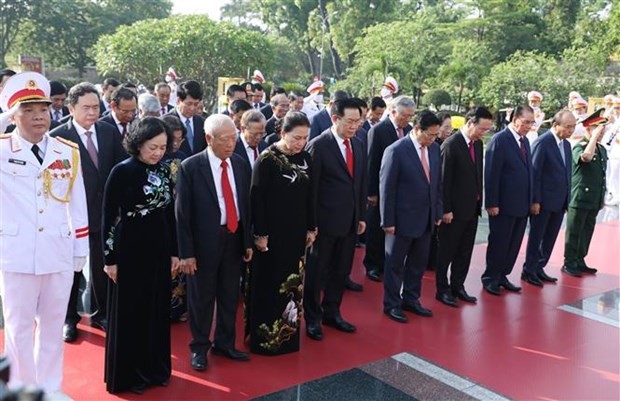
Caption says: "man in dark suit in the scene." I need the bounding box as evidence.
[309,90,349,140]
[260,86,287,120]
[363,97,386,132]
[435,107,492,307]
[483,105,535,295]
[49,81,70,123]
[230,99,252,133]
[252,83,266,110]
[176,115,253,371]
[98,87,137,138]
[222,84,247,116]
[380,111,443,323]
[264,94,290,136]
[521,111,575,286]
[365,96,415,282]
[167,80,207,155]
[234,109,267,171]
[50,82,127,342]
[304,98,367,340]
[154,82,174,116]
[98,77,120,115]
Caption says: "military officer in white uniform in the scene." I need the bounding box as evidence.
[527,91,545,143]
[301,80,325,121]
[0,72,89,396]
[602,98,620,205]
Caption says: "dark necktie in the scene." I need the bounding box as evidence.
[519,137,527,161]
[161,107,166,116]
[185,119,194,152]
[221,160,238,233]
[121,123,127,137]
[397,127,404,138]
[31,144,43,164]
[468,141,476,164]
[54,110,62,122]
[85,131,99,168]
[344,138,354,177]
[251,146,258,161]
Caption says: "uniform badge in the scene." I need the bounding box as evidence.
[8,158,26,165]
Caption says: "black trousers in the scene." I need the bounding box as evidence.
[304,230,356,324]
[363,203,384,273]
[482,214,528,285]
[436,217,478,294]
[187,228,242,354]
[523,209,564,274]
[66,230,106,324]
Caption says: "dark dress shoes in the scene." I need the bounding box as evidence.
[500,278,522,292]
[211,347,250,361]
[345,277,363,292]
[521,272,543,287]
[579,265,597,274]
[129,381,148,395]
[322,316,357,333]
[384,308,408,323]
[190,352,207,371]
[62,323,78,343]
[483,282,501,296]
[402,301,433,317]
[537,270,558,283]
[90,317,108,332]
[561,265,582,277]
[306,323,323,341]
[435,292,458,307]
[366,269,382,282]
[453,288,477,303]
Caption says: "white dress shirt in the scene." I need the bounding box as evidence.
[240,135,258,169]
[331,128,350,162]
[73,121,99,151]
[207,147,240,225]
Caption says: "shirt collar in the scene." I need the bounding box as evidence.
[207,146,230,167]
[508,124,522,142]
[72,120,96,136]
[550,129,563,145]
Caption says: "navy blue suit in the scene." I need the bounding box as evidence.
[304,130,366,324]
[166,109,207,156]
[523,130,571,274]
[233,136,267,171]
[380,136,442,310]
[483,128,533,285]
[309,109,332,140]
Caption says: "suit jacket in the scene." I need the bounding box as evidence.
[167,109,207,156]
[309,109,332,140]
[484,128,533,217]
[233,136,267,170]
[265,116,280,136]
[49,119,127,233]
[367,118,412,198]
[380,137,443,238]
[264,133,279,146]
[98,114,123,138]
[531,130,572,212]
[307,129,366,236]
[175,151,252,265]
[259,104,273,120]
[362,120,372,132]
[49,106,70,121]
[440,131,483,220]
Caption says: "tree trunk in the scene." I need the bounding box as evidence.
[317,0,341,78]
[457,82,464,112]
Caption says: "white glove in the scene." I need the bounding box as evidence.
[73,256,87,272]
[0,103,19,134]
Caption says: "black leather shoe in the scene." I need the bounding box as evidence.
[345,277,363,292]
[453,288,477,303]
[129,381,148,395]
[366,269,382,282]
[521,272,543,287]
[579,265,598,274]
[90,317,107,332]
[500,278,522,292]
[190,352,207,371]
[384,308,408,323]
[211,347,250,361]
[306,323,323,340]
[63,323,78,343]
[562,265,582,277]
[435,292,458,307]
[322,316,357,333]
[402,302,433,317]
[483,282,501,296]
[537,271,558,283]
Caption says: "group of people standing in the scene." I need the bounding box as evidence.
[0,69,614,399]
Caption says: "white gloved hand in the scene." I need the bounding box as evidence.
[0,103,19,134]
[73,256,87,272]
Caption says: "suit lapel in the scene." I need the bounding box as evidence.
[504,129,528,167]
[199,151,219,206]
[231,156,246,221]
[328,133,351,178]
[404,137,428,183]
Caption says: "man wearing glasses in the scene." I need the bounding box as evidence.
[482,105,534,296]
[98,87,137,138]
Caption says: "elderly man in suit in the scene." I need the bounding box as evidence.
[50,82,127,342]
[482,105,534,295]
[304,98,367,340]
[309,90,349,140]
[176,115,253,371]
[264,94,290,137]
[98,78,120,115]
[154,82,174,116]
[365,96,415,282]
[98,87,137,138]
[380,111,443,323]
[168,80,207,156]
[234,109,267,171]
[435,107,493,307]
[521,110,575,286]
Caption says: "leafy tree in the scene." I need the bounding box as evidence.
[422,89,452,108]
[0,0,34,68]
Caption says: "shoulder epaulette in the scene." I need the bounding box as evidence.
[55,136,79,149]
[0,134,11,139]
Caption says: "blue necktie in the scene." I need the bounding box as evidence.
[185,118,194,152]
[559,140,566,166]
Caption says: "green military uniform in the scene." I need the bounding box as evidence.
[564,139,607,269]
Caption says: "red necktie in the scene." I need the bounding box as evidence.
[468,141,476,164]
[221,160,238,233]
[344,139,354,177]
[420,146,430,182]
[519,137,527,161]
[397,127,404,138]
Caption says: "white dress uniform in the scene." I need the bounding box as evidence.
[0,72,89,394]
[302,80,325,121]
[602,120,620,204]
